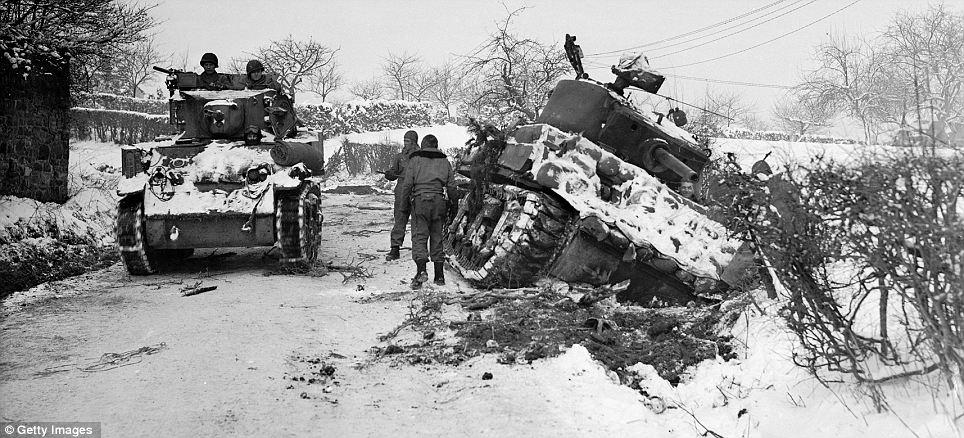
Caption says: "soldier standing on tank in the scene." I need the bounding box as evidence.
[398,134,457,289]
[198,52,229,90]
[383,130,419,261]
[244,59,283,92]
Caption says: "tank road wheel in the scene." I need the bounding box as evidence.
[276,182,323,269]
[444,184,575,288]
[117,195,159,275]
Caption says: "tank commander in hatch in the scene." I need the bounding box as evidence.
[244,59,283,92]
[198,52,230,90]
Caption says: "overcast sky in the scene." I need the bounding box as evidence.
[145,0,930,136]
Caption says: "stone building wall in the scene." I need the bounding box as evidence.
[0,55,71,203]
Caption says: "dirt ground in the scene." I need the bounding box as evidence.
[0,192,714,437]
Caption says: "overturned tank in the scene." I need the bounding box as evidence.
[115,67,325,274]
[445,53,743,302]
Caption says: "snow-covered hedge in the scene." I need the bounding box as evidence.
[716,127,861,144]
[72,92,168,114]
[70,108,173,144]
[299,100,448,138]
[67,98,452,144]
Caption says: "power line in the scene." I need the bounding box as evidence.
[578,61,794,90]
[662,0,863,69]
[584,0,793,57]
[649,0,818,60]
[664,73,794,89]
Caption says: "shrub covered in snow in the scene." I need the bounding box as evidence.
[325,139,400,176]
[716,126,862,144]
[72,91,168,114]
[705,146,964,406]
[70,107,173,144]
[299,100,448,138]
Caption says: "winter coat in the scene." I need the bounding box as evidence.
[245,74,283,92]
[198,71,229,90]
[385,143,420,193]
[398,147,456,201]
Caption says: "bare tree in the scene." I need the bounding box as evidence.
[772,93,834,137]
[252,35,338,102]
[799,34,891,143]
[428,60,468,118]
[704,90,752,128]
[70,52,112,93]
[739,112,771,132]
[381,52,421,100]
[348,77,384,100]
[881,4,964,146]
[115,37,168,97]
[463,7,568,122]
[309,61,344,102]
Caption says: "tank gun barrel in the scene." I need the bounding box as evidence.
[653,148,698,182]
[153,66,176,74]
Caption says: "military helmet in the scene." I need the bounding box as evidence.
[246,59,265,75]
[200,52,219,67]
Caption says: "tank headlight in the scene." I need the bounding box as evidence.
[288,163,310,180]
[245,163,271,183]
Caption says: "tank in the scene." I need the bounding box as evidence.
[445,52,744,302]
[114,67,325,274]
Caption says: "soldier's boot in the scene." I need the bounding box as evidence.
[433,261,445,286]
[385,246,400,261]
[410,261,428,290]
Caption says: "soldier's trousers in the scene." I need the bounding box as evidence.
[411,193,446,263]
[389,191,411,247]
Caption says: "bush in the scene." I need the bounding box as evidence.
[70,108,174,144]
[299,100,447,138]
[325,139,400,176]
[716,126,862,144]
[71,92,168,114]
[709,147,964,405]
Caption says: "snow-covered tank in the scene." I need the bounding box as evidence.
[114,67,325,274]
[445,53,743,301]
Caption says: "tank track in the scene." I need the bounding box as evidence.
[445,184,575,288]
[116,195,157,275]
[276,181,323,267]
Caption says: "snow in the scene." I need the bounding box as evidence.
[511,124,739,280]
[6,127,960,437]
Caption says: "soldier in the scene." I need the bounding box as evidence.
[398,134,457,289]
[198,52,229,90]
[678,181,697,201]
[383,130,419,261]
[244,59,283,92]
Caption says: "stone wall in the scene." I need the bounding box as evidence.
[0,55,71,203]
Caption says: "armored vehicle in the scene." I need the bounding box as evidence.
[115,67,325,274]
[445,45,742,302]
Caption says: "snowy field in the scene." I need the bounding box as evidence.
[1,126,960,437]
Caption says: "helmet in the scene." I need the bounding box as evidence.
[200,52,219,67]
[246,59,265,75]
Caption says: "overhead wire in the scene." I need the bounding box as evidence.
[661,0,863,69]
[648,0,818,59]
[584,0,793,57]
[663,73,794,89]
